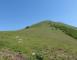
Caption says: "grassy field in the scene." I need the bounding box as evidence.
[0,21,77,60]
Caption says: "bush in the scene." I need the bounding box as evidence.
[25,26,30,29]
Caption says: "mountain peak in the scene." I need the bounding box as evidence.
[24,20,77,39]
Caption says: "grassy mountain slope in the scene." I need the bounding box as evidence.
[0,21,77,60]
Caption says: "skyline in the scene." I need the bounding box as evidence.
[0,0,77,30]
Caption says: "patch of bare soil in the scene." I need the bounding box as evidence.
[0,48,28,60]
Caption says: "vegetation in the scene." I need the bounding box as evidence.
[49,21,77,39]
[0,20,77,60]
[25,26,30,29]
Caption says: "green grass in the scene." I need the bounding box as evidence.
[0,21,77,60]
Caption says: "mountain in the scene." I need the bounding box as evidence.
[0,20,77,60]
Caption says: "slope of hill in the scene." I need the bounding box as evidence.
[0,20,77,60]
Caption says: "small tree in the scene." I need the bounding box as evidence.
[25,26,30,29]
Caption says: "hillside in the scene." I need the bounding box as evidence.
[0,21,77,60]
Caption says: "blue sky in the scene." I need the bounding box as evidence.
[0,0,77,30]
